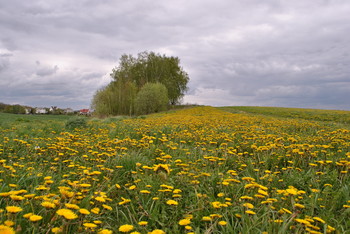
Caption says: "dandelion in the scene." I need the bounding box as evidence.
[6,206,22,213]
[243,203,254,209]
[119,224,134,232]
[218,221,227,226]
[166,200,178,206]
[178,219,191,226]
[98,230,113,234]
[0,225,15,234]
[148,230,166,234]
[56,209,78,220]
[4,220,15,226]
[41,201,56,209]
[138,221,148,226]
[83,223,97,228]
[202,216,212,221]
[79,209,90,215]
[245,210,256,215]
[51,227,63,233]
[29,215,43,222]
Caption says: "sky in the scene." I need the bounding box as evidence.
[1,0,350,110]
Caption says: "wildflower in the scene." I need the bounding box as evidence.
[6,206,23,213]
[79,208,90,215]
[29,215,43,222]
[148,230,166,234]
[0,225,15,234]
[51,227,63,233]
[294,203,305,209]
[218,221,227,226]
[166,200,178,206]
[98,230,113,234]
[178,219,191,226]
[202,216,212,221]
[41,201,56,209]
[56,209,78,220]
[119,197,131,205]
[245,210,256,215]
[23,212,34,218]
[153,164,170,174]
[243,203,254,209]
[83,223,97,228]
[138,221,148,226]
[4,220,15,226]
[65,203,80,210]
[119,224,134,232]
[91,207,100,214]
[95,196,106,202]
[313,217,326,223]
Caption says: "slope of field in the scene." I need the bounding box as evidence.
[219,106,350,126]
[0,107,349,233]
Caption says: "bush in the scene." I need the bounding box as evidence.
[134,83,169,115]
[65,117,87,130]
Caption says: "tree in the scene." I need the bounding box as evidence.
[111,51,189,105]
[134,83,168,115]
[91,51,189,116]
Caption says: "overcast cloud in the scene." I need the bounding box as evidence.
[1,0,349,110]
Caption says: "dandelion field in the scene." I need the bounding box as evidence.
[0,107,349,234]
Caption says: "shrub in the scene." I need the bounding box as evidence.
[135,82,169,115]
[65,117,87,130]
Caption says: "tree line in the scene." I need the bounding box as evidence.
[91,51,189,116]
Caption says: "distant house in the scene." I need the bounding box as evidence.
[36,107,48,114]
[64,108,74,114]
[79,109,90,115]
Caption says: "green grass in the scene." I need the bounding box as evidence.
[219,106,350,126]
[0,107,349,233]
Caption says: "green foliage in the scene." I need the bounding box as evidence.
[135,82,169,115]
[65,117,87,130]
[3,104,26,114]
[91,51,189,116]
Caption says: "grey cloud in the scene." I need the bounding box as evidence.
[0,0,350,110]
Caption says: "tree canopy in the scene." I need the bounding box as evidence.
[92,51,189,116]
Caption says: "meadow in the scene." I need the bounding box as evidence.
[0,106,349,233]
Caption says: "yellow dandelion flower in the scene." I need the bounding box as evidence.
[245,210,256,215]
[202,216,212,221]
[218,221,227,226]
[41,201,56,209]
[79,209,90,215]
[4,220,15,226]
[102,204,113,210]
[119,224,134,232]
[138,221,148,226]
[98,229,113,234]
[178,219,191,226]
[243,203,254,209]
[91,207,100,214]
[56,209,78,220]
[148,229,166,234]
[65,203,80,210]
[0,225,15,234]
[313,217,326,223]
[29,215,43,222]
[51,227,63,233]
[83,223,97,228]
[6,206,23,213]
[166,200,178,206]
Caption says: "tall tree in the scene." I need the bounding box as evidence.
[92,51,189,116]
[111,51,189,105]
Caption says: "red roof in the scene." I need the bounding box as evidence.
[79,109,89,113]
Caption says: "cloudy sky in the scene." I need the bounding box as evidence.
[1,0,350,110]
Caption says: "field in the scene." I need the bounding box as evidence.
[0,106,349,233]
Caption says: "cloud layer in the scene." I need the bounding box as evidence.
[1,0,349,110]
